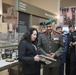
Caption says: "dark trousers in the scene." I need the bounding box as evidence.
[66,53,70,75]
[70,52,76,75]
[24,73,40,75]
[59,63,64,75]
[43,66,59,75]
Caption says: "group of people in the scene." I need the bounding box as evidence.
[18,18,76,75]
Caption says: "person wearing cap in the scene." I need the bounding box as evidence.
[55,25,68,75]
[37,18,64,75]
[38,22,47,38]
[56,25,62,34]
[59,30,69,75]
[65,24,75,75]
[39,22,47,33]
[69,25,76,75]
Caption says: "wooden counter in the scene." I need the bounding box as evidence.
[0,60,20,75]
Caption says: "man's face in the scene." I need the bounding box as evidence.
[56,28,62,34]
[46,24,53,33]
[69,27,75,32]
[41,26,47,33]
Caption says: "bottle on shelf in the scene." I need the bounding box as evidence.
[6,48,12,59]
[0,49,2,60]
[12,50,17,60]
[2,49,6,59]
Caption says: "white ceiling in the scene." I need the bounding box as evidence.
[60,0,76,8]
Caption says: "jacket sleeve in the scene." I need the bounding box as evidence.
[60,37,68,58]
[69,33,74,47]
[18,41,35,64]
[64,38,68,52]
[37,35,47,55]
[55,35,64,57]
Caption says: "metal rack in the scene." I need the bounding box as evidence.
[0,33,23,75]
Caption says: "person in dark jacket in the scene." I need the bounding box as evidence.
[38,22,47,37]
[66,25,75,75]
[18,28,41,75]
[69,25,76,75]
[40,22,47,33]
[60,30,69,75]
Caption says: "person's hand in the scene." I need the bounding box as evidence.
[45,61,52,65]
[73,42,76,46]
[34,55,40,62]
[50,53,56,58]
[46,53,51,57]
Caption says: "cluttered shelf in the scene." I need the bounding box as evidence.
[0,60,19,71]
[0,59,20,75]
[0,43,20,75]
[0,43,18,48]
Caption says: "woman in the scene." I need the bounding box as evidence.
[18,28,41,75]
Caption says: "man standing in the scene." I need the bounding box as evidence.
[56,25,62,34]
[69,25,76,75]
[38,22,47,37]
[39,22,47,33]
[37,18,64,75]
[66,24,75,75]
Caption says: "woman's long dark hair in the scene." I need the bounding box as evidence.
[21,28,38,45]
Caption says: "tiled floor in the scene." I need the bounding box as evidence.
[41,64,66,75]
[0,67,66,75]
[0,70,8,75]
